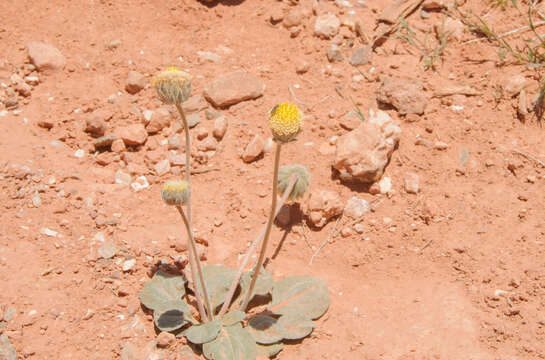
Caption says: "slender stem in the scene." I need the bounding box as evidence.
[218,174,298,318]
[174,103,213,321]
[240,143,282,312]
[177,206,212,321]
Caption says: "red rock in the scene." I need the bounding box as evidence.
[242,135,264,163]
[27,42,66,72]
[204,71,265,108]
[306,189,343,228]
[404,172,420,194]
[314,13,340,39]
[125,71,146,94]
[111,139,126,153]
[115,124,148,146]
[377,77,427,115]
[213,115,228,140]
[145,107,171,134]
[85,114,107,137]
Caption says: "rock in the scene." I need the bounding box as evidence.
[94,135,117,149]
[0,334,17,360]
[156,332,176,348]
[197,138,217,152]
[501,74,530,98]
[204,71,265,108]
[343,197,371,219]
[404,172,420,194]
[98,241,117,259]
[242,135,264,163]
[122,259,136,272]
[115,169,132,185]
[349,47,372,66]
[167,134,182,150]
[74,149,85,158]
[327,44,344,62]
[434,141,448,150]
[306,189,343,228]
[37,118,54,129]
[145,107,171,134]
[125,71,146,94]
[196,127,208,140]
[24,75,39,85]
[283,8,303,28]
[435,18,464,42]
[422,0,447,9]
[115,124,148,146]
[295,61,310,74]
[27,42,65,72]
[85,114,107,137]
[131,176,150,192]
[314,13,341,39]
[378,176,392,194]
[183,94,208,114]
[377,77,427,115]
[154,159,171,176]
[120,343,136,360]
[95,152,114,166]
[15,82,32,97]
[186,113,200,128]
[333,109,401,183]
[213,115,228,140]
[111,138,126,153]
[205,109,221,120]
[168,153,186,167]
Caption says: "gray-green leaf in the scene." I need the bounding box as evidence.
[139,270,186,311]
[240,267,274,299]
[256,343,284,358]
[269,275,330,320]
[184,319,221,344]
[222,310,246,327]
[195,265,237,312]
[203,324,257,360]
[247,315,282,345]
[277,315,314,340]
[153,299,192,332]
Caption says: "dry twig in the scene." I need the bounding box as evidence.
[512,149,545,167]
[310,215,342,265]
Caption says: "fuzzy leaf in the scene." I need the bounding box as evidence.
[222,310,246,327]
[185,319,221,344]
[247,314,282,345]
[195,265,237,311]
[139,270,186,311]
[269,275,330,320]
[256,343,284,358]
[203,324,257,360]
[277,315,314,340]
[234,267,274,307]
[153,299,192,332]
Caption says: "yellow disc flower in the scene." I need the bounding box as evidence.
[267,102,303,143]
[151,66,192,105]
[161,180,191,206]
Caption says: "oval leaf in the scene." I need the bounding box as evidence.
[185,319,221,344]
[222,310,246,327]
[269,275,330,320]
[240,267,274,299]
[203,324,257,360]
[247,315,282,345]
[256,343,284,358]
[277,315,314,340]
[195,265,237,311]
[153,299,194,332]
[139,270,186,311]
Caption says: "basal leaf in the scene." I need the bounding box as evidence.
[195,265,237,312]
[221,310,246,327]
[234,267,274,307]
[153,299,192,332]
[139,270,186,311]
[256,342,284,358]
[203,324,257,360]
[276,315,314,340]
[247,314,282,345]
[185,319,221,344]
[269,275,330,320]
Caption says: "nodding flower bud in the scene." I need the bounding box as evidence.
[151,66,192,105]
[267,102,303,143]
[161,180,191,206]
[277,164,310,201]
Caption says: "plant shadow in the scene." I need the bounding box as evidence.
[197,0,246,7]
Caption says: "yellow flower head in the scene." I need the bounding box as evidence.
[151,66,192,105]
[161,180,191,206]
[268,102,303,143]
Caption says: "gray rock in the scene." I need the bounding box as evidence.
[204,71,265,108]
[349,47,372,66]
[98,241,117,259]
[343,197,371,219]
[306,189,343,228]
[314,13,341,39]
[186,113,200,128]
[327,44,344,62]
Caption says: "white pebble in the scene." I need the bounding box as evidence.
[74,149,85,158]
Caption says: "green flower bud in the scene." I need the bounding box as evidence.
[277,164,310,201]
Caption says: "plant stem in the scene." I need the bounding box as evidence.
[218,174,298,317]
[176,206,212,320]
[176,206,208,321]
[240,143,282,312]
[175,103,213,321]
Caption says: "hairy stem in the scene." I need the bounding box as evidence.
[175,103,213,321]
[218,174,298,317]
[176,206,208,321]
[240,143,282,312]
